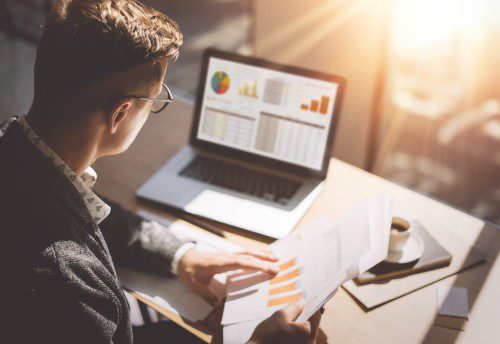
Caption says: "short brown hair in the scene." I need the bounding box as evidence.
[33,0,183,111]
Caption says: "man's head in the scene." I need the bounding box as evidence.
[30,0,183,156]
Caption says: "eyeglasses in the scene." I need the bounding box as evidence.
[132,83,173,114]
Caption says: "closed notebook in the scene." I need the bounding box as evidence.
[355,220,452,285]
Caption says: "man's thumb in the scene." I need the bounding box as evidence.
[280,299,306,321]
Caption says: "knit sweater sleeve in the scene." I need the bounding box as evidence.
[97,196,191,276]
[9,243,126,344]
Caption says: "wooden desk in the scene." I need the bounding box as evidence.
[94,100,500,343]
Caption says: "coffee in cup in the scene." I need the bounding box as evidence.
[388,217,412,252]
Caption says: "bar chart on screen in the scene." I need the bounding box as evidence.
[300,95,330,115]
[238,79,259,99]
[298,81,333,116]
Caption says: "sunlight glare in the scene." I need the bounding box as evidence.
[391,0,487,56]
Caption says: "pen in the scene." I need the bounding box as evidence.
[181,213,226,238]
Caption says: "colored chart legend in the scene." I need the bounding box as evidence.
[239,80,258,98]
[211,71,230,95]
[300,95,330,114]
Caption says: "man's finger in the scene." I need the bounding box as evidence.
[240,249,279,262]
[292,321,312,339]
[278,300,306,321]
[212,256,279,275]
[307,309,322,341]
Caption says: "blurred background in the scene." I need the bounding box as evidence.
[1,0,498,226]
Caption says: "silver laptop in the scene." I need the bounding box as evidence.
[137,49,345,238]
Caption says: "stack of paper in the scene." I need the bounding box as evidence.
[222,194,393,343]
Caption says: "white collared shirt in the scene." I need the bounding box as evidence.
[17,115,111,224]
[17,115,193,274]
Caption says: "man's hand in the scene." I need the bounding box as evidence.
[248,301,321,344]
[177,248,279,306]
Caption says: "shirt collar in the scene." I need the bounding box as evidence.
[17,115,111,224]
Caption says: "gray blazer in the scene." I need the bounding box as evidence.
[0,118,188,343]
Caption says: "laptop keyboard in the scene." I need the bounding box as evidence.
[179,156,302,205]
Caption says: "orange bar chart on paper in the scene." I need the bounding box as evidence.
[269,266,302,285]
[267,258,305,308]
[222,194,393,327]
[278,258,296,271]
[267,290,306,307]
[269,281,299,296]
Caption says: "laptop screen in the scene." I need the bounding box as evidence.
[196,56,340,171]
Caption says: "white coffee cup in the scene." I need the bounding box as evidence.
[388,217,412,253]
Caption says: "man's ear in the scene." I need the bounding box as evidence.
[109,99,132,134]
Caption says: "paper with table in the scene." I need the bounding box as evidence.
[117,210,243,323]
[222,194,393,343]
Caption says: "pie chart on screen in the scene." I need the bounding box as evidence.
[211,71,230,95]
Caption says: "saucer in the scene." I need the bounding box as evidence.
[385,233,425,264]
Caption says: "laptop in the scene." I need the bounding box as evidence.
[137,49,345,238]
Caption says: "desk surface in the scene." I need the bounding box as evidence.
[94,100,499,344]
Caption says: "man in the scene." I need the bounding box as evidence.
[0,0,321,343]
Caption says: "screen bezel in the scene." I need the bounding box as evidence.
[190,48,346,179]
